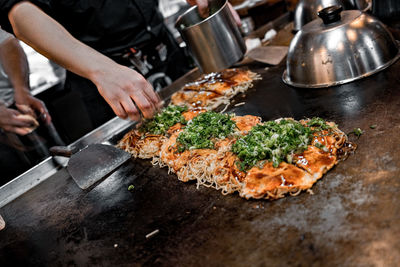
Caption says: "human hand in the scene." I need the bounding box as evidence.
[14,89,51,125]
[187,0,209,18]
[227,3,242,26]
[92,63,161,121]
[186,0,241,26]
[0,102,39,135]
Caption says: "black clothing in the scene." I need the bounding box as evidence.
[0,0,165,55]
[0,0,191,130]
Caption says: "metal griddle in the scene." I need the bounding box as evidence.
[1,59,400,266]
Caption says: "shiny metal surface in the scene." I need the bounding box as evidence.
[0,116,134,208]
[293,0,371,32]
[283,9,400,88]
[3,60,400,265]
[67,144,131,190]
[175,0,246,73]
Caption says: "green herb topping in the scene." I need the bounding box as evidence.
[177,111,236,152]
[351,128,363,137]
[370,124,377,129]
[139,105,188,135]
[306,117,332,132]
[232,119,320,171]
[128,185,135,191]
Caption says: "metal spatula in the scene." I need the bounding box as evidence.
[50,144,131,189]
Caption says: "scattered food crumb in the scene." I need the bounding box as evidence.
[234,102,245,107]
[349,128,363,138]
[253,204,260,209]
[146,229,159,239]
[307,189,314,195]
[114,244,118,248]
[128,185,135,191]
[213,206,217,210]
[219,103,230,113]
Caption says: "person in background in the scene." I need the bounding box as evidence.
[0,28,51,135]
[0,0,240,131]
[0,28,51,182]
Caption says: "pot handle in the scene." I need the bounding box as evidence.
[318,5,343,24]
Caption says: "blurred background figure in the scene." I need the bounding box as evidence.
[0,28,62,183]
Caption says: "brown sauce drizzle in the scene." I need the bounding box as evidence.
[231,167,246,182]
[184,69,241,89]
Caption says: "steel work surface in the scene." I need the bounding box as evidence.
[1,61,400,266]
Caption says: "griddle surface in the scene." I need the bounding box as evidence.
[1,62,400,266]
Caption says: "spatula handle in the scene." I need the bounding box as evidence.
[50,146,79,158]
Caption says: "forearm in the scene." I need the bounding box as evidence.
[0,37,30,93]
[8,1,160,121]
[8,2,115,85]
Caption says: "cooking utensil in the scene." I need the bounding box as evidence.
[175,0,246,73]
[293,0,371,32]
[247,46,289,65]
[283,6,400,88]
[50,144,131,189]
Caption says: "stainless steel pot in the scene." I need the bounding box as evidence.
[175,0,246,73]
[293,0,371,32]
[283,6,400,88]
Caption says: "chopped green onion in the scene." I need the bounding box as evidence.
[352,128,363,137]
[232,118,322,171]
[139,105,188,135]
[177,111,236,152]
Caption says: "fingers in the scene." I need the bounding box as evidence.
[94,65,161,121]
[28,98,52,124]
[120,98,140,121]
[33,100,52,124]
[15,104,35,117]
[138,78,161,116]
[131,92,156,119]
[1,110,38,135]
[16,97,52,124]
[196,0,209,18]
[187,0,209,18]
[142,82,161,107]
[3,125,34,136]
[106,97,128,120]
[14,114,39,128]
[228,3,242,26]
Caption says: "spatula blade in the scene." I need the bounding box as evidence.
[67,144,131,189]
